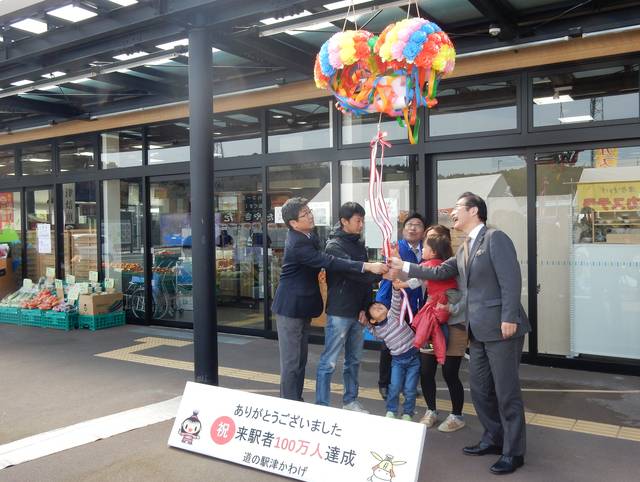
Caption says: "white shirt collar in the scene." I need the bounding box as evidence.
[467,224,485,247]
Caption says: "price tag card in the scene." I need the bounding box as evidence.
[55,280,64,300]
[68,285,80,302]
[79,283,90,295]
[23,279,33,289]
[89,271,99,282]
[46,267,56,278]
[66,274,76,284]
[104,278,115,290]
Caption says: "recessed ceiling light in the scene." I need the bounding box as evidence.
[26,157,50,163]
[272,114,284,119]
[10,18,48,34]
[212,47,220,53]
[47,5,98,23]
[260,10,312,25]
[297,120,308,125]
[113,51,148,61]
[156,38,188,50]
[558,115,593,124]
[42,71,66,79]
[11,79,34,86]
[108,0,138,6]
[323,0,369,10]
[213,131,222,135]
[533,94,573,105]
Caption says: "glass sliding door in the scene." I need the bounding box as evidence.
[536,146,640,360]
[102,178,145,322]
[25,188,56,282]
[149,178,191,323]
[62,181,97,281]
[214,171,265,330]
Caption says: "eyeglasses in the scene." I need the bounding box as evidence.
[405,223,424,229]
[453,203,470,210]
[298,209,313,219]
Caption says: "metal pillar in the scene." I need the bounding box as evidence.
[188,22,218,385]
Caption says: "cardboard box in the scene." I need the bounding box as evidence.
[78,292,124,315]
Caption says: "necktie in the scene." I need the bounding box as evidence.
[463,236,472,266]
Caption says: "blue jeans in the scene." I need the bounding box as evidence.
[386,348,421,416]
[315,315,365,406]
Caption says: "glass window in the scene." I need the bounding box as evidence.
[267,162,331,331]
[340,156,412,260]
[62,182,97,281]
[536,146,640,360]
[213,111,262,158]
[0,148,16,178]
[437,155,528,349]
[25,188,56,282]
[147,122,190,165]
[0,191,22,299]
[149,179,191,322]
[429,79,518,136]
[342,113,407,145]
[268,101,332,152]
[101,129,143,169]
[59,137,96,172]
[532,64,639,127]
[21,143,52,176]
[103,179,145,323]
[214,173,265,329]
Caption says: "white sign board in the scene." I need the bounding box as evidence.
[169,382,426,482]
[63,183,76,225]
[37,223,52,254]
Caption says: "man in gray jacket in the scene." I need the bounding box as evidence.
[389,192,531,475]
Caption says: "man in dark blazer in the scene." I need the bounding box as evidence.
[272,197,388,402]
[389,192,531,475]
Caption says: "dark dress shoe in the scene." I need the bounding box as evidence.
[462,442,503,456]
[378,386,388,400]
[490,455,524,474]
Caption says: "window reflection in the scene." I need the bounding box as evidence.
[0,148,16,177]
[429,80,518,136]
[536,146,640,360]
[101,129,143,169]
[59,137,96,172]
[62,181,97,281]
[21,143,52,176]
[0,191,22,298]
[532,64,639,127]
[342,113,406,145]
[147,122,190,164]
[268,101,332,152]
[213,111,262,158]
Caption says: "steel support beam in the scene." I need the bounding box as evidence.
[188,21,217,385]
[0,96,83,117]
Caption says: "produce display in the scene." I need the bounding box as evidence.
[108,262,143,272]
[21,289,60,310]
[0,285,39,308]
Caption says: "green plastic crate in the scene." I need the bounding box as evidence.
[0,306,21,325]
[20,309,44,327]
[42,311,78,331]
[78,311,125,331]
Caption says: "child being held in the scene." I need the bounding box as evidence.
[366,279,421,421]
[402,231,463,364]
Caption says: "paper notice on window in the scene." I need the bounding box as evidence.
[37,223,52,254]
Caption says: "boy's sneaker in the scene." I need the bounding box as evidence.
[342,400,370,414]
[419,409,438,427]
[401,414,413,421]
[385,411,396,419]
[419,344,434,354]
[438,414,466,432]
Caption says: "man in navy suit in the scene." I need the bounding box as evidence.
[272,197,388,401]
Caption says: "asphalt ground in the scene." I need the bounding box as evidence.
[1,323,639,482]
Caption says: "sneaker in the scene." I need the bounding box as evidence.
[342,400,370,414]
[419,409,438,427]
[438,414,466,432]
[385,411,396,419]
[401,414,413,421]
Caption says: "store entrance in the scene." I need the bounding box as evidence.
[214,170,265,331]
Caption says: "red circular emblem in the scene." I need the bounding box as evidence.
[210,416,236,445]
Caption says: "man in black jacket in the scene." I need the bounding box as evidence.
[272,198,388,401]
[315,202,381,412]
